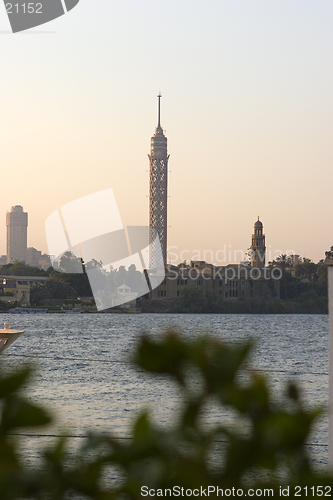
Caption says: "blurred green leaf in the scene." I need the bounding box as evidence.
[287,381,300,402]
[1,396,52,431]
[134,331,188,384]
[133,411,152,442]
[0,367,32,399]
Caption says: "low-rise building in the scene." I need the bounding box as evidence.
[0,275,50,307]
[149,262,278,301]
[149,220,280,301]
[111,284,138,309]
[0,277,30,306]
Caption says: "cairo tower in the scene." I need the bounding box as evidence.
[148,95,169,268]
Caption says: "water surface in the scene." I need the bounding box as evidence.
[1,313,328,468]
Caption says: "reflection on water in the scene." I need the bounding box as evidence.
[0,313,328,468]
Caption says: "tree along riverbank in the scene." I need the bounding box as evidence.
[0,254,328,314]
[141,290,327,314]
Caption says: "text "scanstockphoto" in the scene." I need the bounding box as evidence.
[141,486,276,497]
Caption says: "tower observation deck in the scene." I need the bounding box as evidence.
[148,94,169,268]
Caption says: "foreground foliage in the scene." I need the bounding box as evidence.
[1,332,332,498]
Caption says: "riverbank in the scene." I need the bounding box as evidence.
[140,295,328,314]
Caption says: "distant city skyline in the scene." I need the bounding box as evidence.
[0,1,332,264]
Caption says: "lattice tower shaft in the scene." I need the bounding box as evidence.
[148,95,169,268]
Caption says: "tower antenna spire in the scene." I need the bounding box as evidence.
[157,93,162,128]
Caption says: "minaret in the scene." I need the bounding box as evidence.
[148,94,169,267]
[251,217,266,268]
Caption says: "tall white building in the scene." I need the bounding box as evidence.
[6,205,28,264]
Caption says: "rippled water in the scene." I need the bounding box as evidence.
[0,313,329,469]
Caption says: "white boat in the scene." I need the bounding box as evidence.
[0,323,25,354]
[9,307,48,314]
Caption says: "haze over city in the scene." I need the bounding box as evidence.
[0,0,332,264]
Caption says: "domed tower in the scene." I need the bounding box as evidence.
[251,217,266,269]
[148,94,169,268]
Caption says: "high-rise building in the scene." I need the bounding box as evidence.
[26,247,52,269]
[251,217,266,268]
[148,94,169,267]
[6,205,28,264]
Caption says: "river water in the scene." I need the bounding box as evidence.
[0,313,329,470]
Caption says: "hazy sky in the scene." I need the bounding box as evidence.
[0,0,332,265]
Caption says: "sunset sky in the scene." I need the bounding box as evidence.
[0,0,332,265]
